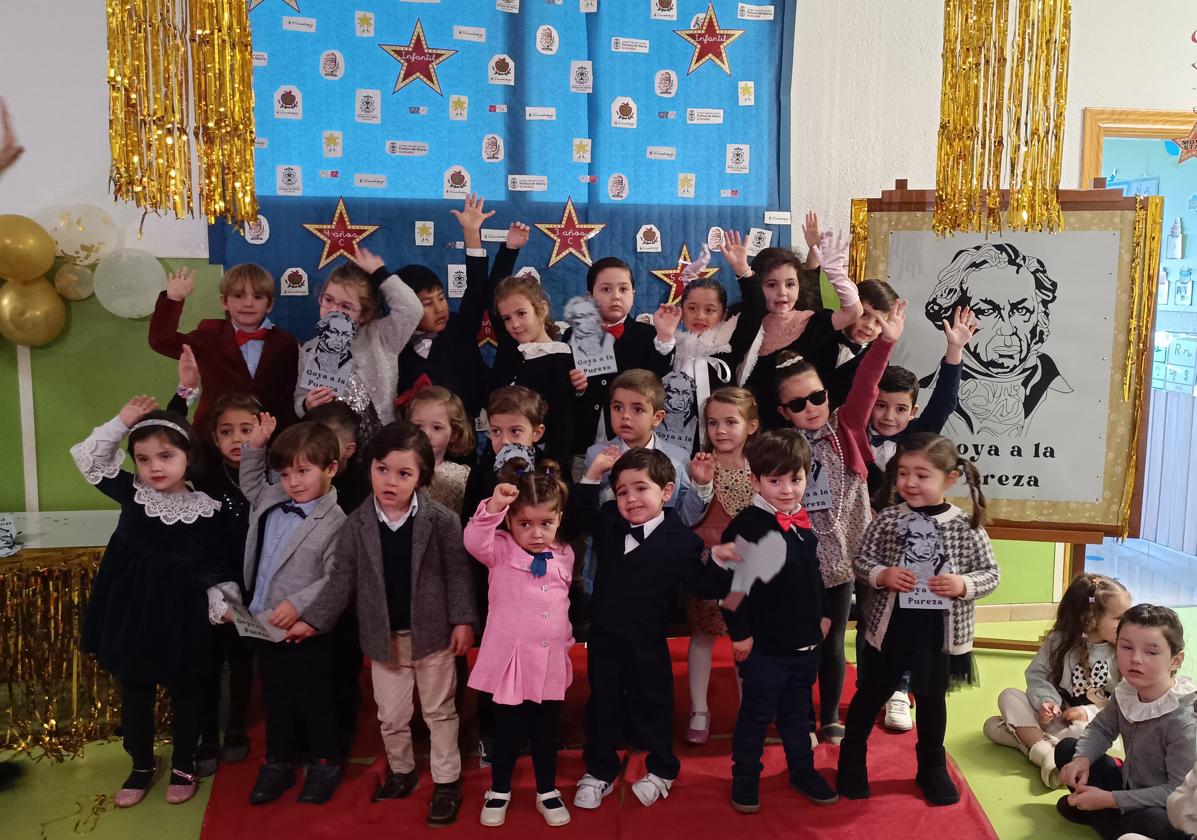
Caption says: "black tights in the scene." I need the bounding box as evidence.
[490,700,561,795]
[201,625,254,744]
[842,639,947,750]
[816,581,852,727]
[121,679,204,774]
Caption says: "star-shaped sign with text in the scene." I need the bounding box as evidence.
[674,2,745,75]
[652,244,719,305]
[380,18,457,95]
[1175,120,1197,164]
[535,198,606,267]
[249,0,300,10]
[302,198,380,269]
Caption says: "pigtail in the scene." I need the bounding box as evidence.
[497,456,570,517]
[956,458,989,528]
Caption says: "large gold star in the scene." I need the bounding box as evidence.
[249,0,301,11]
[535,198,606,267]
[302,198,380,269]
[380,19,457,95]
[652,244,719,305]
[674,3,744,75]
[1175,119,1197,164]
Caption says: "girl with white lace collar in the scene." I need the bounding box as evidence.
[487,272,578,465]
[70,395,226,809]
[1057,604,1196,840]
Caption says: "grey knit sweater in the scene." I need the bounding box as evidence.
[1076,677,1197,811]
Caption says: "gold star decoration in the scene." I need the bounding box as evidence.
[678,174,695,192]
[573,139,590,157]
[450,96,467,114]
[535,198,606,267]
[356,12,372,30]
[652,244,719,304]
[322,132,340,149]
[739,82,754,97]
[302,198,381,269]
[674,2,744,75]
[380,18,457,95]
[249,0,301,11]
[416,222,433,239]
[1175,119,1197,164]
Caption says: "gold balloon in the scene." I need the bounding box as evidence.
[0,215,57,283]
[0,277,66,346]
[53,262,95,301]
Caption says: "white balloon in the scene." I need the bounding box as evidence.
[93,249,165,318]
[39,204,123,266]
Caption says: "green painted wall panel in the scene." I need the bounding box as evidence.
[0,336,22,511]
[986,539,1056,604]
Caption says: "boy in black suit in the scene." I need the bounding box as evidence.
[572,449,734,810]
[720,429,838,814]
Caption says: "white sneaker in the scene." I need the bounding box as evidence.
[1028,739,1061,789]
[572,774,614,810]
[536,789,571,827]
[883,692,913,731]
[631,773,673,807]
[480,790,511,827]
[1117,835,1155,840]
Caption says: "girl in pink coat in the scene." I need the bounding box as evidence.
[463,456,574,829]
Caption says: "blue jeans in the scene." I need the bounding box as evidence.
[733,647,820,782]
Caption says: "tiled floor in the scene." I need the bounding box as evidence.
[1085,537,1197,608]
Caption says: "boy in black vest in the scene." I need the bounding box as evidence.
[720,429,838,814]
[572,448,734,810]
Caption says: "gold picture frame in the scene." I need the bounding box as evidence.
[1080,107,1195,189]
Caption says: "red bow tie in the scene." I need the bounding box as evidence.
[603,322,624,339]
[775,509,811,531]
[235,327,269,346]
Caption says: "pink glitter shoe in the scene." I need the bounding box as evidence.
[685,712,711,745]
[166,769,199,804]
[115,758,161,808]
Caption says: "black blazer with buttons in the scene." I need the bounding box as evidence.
[564,318,673,456]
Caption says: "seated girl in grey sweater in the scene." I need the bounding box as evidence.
[1056,604,1196,840]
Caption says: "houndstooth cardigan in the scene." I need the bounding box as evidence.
[855,503,1000,655]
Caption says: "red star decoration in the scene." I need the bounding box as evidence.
[302,198,380,269]
[674,3,744,75]
[379,19,457,96]
[651,244,720,305]
[248,0,300,10]
[477,311,498,348]
[1175,120,1197,164]
[535,197,606,267]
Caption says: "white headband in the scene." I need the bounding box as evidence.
[776,354,807,371]
[131,418,189,437]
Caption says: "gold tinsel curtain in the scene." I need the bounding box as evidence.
[934,0,1071,236]
[106,0,258,225]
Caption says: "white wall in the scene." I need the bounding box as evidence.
[0,0,1192,256]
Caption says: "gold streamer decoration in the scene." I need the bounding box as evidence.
[848,198,869,284]
[106,0,258,225]
[933,0,1071,236]
[1118,196,1164,537]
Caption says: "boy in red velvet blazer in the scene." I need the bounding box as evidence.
[149,264,300,431]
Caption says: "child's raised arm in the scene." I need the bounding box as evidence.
[452,194,498,336]
[348,247,425,357]
[462,483,519,567]
[237,413,276,507]
[812,230,863,330]
[147,268,198,360]
[70,396,157,499]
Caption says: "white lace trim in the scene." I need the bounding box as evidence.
[132,479,222,525]
[71,442,126,485]
[1115,676,1196,722]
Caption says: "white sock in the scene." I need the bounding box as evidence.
[687,632,715,714]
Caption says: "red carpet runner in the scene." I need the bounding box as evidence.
[200,637,997,840]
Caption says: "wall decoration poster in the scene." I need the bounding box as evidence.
[886,230,1121,503]
[208,0,796,340]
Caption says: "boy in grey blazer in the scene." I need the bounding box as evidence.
[306,422,477,827]
[209,415,348,806]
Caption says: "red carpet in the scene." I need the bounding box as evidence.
[200,637,997,840]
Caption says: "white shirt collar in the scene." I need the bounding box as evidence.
[375,494,418,532]
[519,340,573,360]
[1114,676,1196,722]
[751,493,800,517]
[235,316,273,335]
[624,510,666,553]
[613,433,656,452]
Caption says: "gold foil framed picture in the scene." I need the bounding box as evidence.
[849,181,1162,537]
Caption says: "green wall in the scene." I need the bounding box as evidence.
[0,337,21,511]
[986,539,1055,604]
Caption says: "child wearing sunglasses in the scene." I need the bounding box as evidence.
[771,300,906,746]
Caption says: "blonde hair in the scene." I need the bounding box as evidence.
[702,386,760,451]
[405,386,475,458]
[494,274,560,340]
[324,264,378,323]
[221,263,275,303]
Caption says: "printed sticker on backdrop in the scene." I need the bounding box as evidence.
[536,25,559,54]
[570,60,593,93]
[608,173,629,201]
[482,134,505,162]
[302,197,380,268]
[706,227,725,252]
[678,172,696,198]
[323,131,342,158]
[651,0,677,21]
[738,80,755,105]
[726,143,750,174]
[355,10,374,37]
[489,54,515,86]
[497,0,519,12]
[274,86,302,119]
[356,89,380,123]
[580,0,597,12]
[244,215,271,245]
[637,224,662,253]
[280,267,309,296]
[299,312,358,396]
[746,227,772,255]
[276,165,303,195]
[572,138,592,163]
[414,221,434,246]
[319,50,344,80]
[449,94,469,121]
[447,263,467,299]
[655,69,678,98]
[454,25,486,43]
[566,296,618,377]
[443,166,471,199]
[611,97,637,129]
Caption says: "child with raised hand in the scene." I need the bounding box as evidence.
[573,448,736,811]
[685,386,760,745]
[723,429,838,814]
[984,574,1130,788]
[773,300,907,746]
[71,395,226,807]
[303,422,477,827]
[295,246,424,446]
[150,263,299,430]
[208,414,349,806]
[404,385,475,514]
[837,433,1000,806]
[462,385,550,525]
[395,194,523,418]
[464,458,575,827]
[1057,604,1195,840]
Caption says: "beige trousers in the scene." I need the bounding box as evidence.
[371,632,460,783]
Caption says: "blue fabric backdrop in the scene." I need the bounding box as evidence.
[210,0,796,340]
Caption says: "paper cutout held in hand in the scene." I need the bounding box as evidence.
[716,531,787,607]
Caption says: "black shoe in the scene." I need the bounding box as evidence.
[249,760,295,805]
[791,769,839,805]
[373,769,419,802]
[221,732,250,764]
[426,781,462,827]
[730,776,760,814]
[297,760,342,805]
[194,742,221,778]
[915,746,959,806]
[836,743,871,800]
[1056,794,1088,824]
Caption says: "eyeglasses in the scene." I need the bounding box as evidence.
[319,293,360,316]
[782,389,828,413]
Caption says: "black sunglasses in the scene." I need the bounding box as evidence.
[783,389,828,413]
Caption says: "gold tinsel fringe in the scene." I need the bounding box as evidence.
[106,0,258,225]
[848,198,869,284]
[933,0,1071,236]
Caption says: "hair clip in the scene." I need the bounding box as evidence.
[775,354,807,371]
[1088,595,1096,603]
